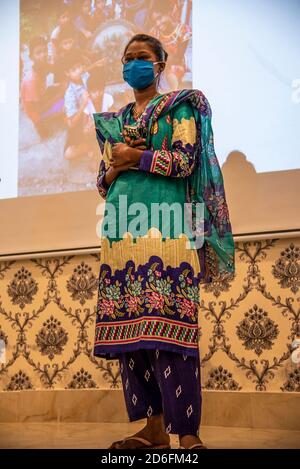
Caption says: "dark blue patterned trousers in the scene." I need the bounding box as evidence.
[118,348,202,435]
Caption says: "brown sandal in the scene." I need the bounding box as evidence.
[109,436,171,450]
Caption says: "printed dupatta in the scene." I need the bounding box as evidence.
[93,89,235,284]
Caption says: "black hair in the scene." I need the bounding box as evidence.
[123,34,168,89]
[29,36,47,55]
[56,25,77,44]
[123,33,168,63]
[64,51,83,72]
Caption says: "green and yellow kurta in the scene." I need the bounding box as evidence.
[93,89,235,359]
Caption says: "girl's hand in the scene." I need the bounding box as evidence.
[124,136,147,150]
[104,166,121,187]
[110,142,143,170]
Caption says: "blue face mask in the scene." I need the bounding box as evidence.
[123,59,162,90]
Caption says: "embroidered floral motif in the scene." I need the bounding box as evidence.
[175,270,200,320]
[96,256,199,347]
[177,298,197,319]
[96,256,200,331]
[97,269,124,319]
[124,267,144,317]
[145,261,175,315]
[203,185,231,235]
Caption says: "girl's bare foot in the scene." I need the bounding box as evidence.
[179,434,207,449]
[109,414,170,449]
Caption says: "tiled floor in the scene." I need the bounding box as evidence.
[0,422,299,449]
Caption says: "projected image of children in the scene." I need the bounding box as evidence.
[18,0,192,196]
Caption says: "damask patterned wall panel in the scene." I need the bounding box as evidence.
[0,239,299,392]
[200,239,299,392]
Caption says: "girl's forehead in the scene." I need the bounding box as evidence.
[125,42,154,54]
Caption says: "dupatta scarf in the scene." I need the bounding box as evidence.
[93,89,235,284]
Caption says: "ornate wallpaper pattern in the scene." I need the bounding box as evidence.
[0,238,299,392]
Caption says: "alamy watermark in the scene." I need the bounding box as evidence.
[96,195,205,249]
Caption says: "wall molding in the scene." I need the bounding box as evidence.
[1,390,299,431]
[1,231,300,260]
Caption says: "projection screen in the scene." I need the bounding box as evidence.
[0,0,299,258]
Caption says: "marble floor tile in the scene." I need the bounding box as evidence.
[0,423,299,449]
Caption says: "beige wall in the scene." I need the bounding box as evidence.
[0,237,299,393]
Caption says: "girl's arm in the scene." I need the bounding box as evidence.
[138,102,197,178]
[96,139,120,198]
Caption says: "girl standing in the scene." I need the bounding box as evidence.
[93,33,235,449]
